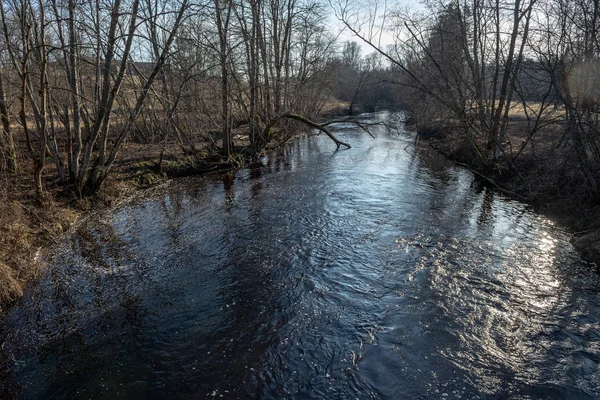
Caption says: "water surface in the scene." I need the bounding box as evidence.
[1,112,599,399]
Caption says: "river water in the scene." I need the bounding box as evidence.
[1,112,599,399]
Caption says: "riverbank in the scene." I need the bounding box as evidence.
[0,100,356,310]
[3,110,598,309]
[0,140,242,310]
[416,119,600,265]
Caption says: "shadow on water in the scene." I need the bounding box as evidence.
[1,111,599,399]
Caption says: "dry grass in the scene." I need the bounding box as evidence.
[0,137,215,310]
[0,198,78,308]
[0,141,163,310]
[463,100,565,121]
[0,262,22,306]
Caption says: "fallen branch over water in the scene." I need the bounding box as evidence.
[281,113,352,149]
[280,112,387,149]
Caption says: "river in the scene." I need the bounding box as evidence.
[1,112,599,399]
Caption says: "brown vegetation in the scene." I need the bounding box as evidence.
[0,182,77,306]
[0,140,188,308]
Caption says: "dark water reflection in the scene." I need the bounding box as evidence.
[1,112,600,399]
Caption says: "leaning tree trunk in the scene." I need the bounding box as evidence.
[33,0,49,200]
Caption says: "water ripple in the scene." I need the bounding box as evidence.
[1,115,599,399]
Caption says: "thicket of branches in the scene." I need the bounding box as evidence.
[0,0,349,198]
[338,0,600,199]
[1,0,599,203]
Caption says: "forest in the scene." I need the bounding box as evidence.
[0,0,599,303]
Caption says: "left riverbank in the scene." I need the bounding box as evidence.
[0,141,246,311]
[0,102,354,311]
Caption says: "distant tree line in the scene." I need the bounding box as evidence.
[329,41,405,114]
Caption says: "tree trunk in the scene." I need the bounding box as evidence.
[214,0,233,156]
[67,0,82,182]
[0,72,16,172]
[34,0,48,200]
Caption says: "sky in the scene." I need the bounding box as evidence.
[326,0,424,54]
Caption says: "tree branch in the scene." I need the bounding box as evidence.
[281,112,352,149]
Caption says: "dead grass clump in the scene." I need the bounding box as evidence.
[0,202,34,304]
[0,262,22,304]
[0,199,79,310]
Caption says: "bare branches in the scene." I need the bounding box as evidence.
[321,118,385,139]
[281,112,352,149]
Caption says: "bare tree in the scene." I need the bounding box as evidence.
[213,0,233,157]
[0,71,16,173]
